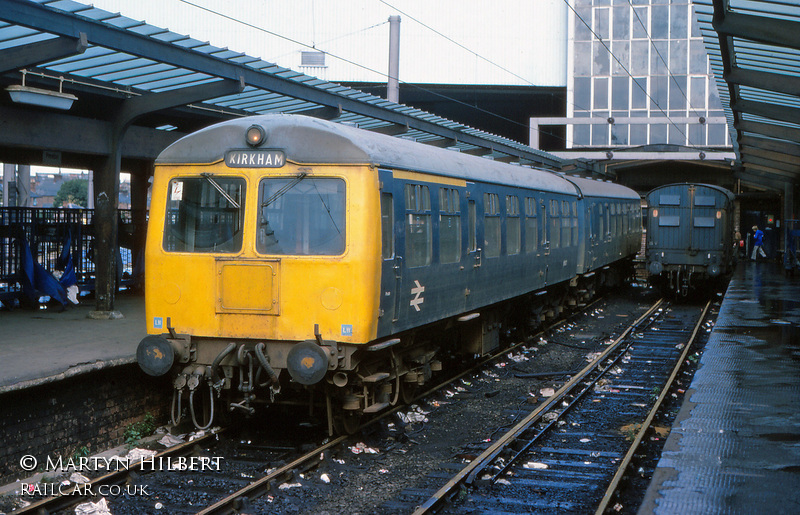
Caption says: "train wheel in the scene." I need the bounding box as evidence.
[400,381,417,404]
[334,411,362,435]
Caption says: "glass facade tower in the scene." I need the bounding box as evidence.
[564,0,729,149]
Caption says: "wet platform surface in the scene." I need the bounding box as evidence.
[640,261,800,514]
[0,293,144,393]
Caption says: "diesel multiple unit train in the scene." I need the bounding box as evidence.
[645,183,737,296]
[137,114,642,433]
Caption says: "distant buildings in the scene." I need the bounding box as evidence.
[2,171,131,209]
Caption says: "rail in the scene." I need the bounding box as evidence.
[595,299,712,514]
[411,298,666,514]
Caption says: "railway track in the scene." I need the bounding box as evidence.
[174,298,618,514]
[386,299,713,514]
[10,292,684,514]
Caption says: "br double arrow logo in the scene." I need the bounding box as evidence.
[410,280,425,312]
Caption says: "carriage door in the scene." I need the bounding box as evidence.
[691,187,717,250]
[378,170,402,333]
[541,198,550,256]
[465,198,481,311]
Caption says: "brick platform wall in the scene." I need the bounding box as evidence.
[0,365,171,485]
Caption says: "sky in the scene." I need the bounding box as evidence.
[87,0,568,87]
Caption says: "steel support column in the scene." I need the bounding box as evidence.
[92,77,245,315]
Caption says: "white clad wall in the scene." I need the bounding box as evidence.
[90,0,568,87]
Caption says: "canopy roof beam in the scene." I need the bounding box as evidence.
[0,32,87,74]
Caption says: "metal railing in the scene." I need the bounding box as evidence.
[0,207,142,303]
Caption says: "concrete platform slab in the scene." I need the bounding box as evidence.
[0,294,144,394]
[640,261,800,514]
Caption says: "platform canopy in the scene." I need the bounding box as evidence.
[695,0,800,192]
[0,0,563,170]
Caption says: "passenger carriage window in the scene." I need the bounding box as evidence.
[572,201,579,247]
[540,199,548,247]
[550,199,560,249]
[439,188,461,264]
[484,193,501,258]
[468,200,477,252]
[405,184,432,267]
[622,203,629,234]
[381,193,394,259]
[164,176,245,253]
[616,203,622,235]
[561,200,571,248]
[258,177,345,255]
[525,197,538,253]
[598,204,604,240]
[610,203,617,236]
[506,195,521,255]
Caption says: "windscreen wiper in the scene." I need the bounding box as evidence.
[261,172,308,208]
[200,173,240,209]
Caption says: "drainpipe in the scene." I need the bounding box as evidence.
[387,15,401,103]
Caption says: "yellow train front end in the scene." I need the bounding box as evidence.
[136,121,382,429]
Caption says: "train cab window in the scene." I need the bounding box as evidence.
[381,193,394,259]
[524,197,538,253]
[439,188,461,264]
[468,200,477,252]
[484,193,501,258]
[549,199,560,249]
[506,195,520,255]
[258,177,346,255]
[163,176,245,253]
[405,184,432,267]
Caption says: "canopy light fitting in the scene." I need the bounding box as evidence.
[6,70,77,110]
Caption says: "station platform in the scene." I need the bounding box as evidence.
[0,293,145,394]
[640,260,800,514]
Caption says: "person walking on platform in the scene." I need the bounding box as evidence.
[751,225,767,261]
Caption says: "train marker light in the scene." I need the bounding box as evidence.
[245,124,265,146]
[652,209,658,218]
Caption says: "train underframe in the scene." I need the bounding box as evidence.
[650,263,731,297]
[156,261,633,435]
